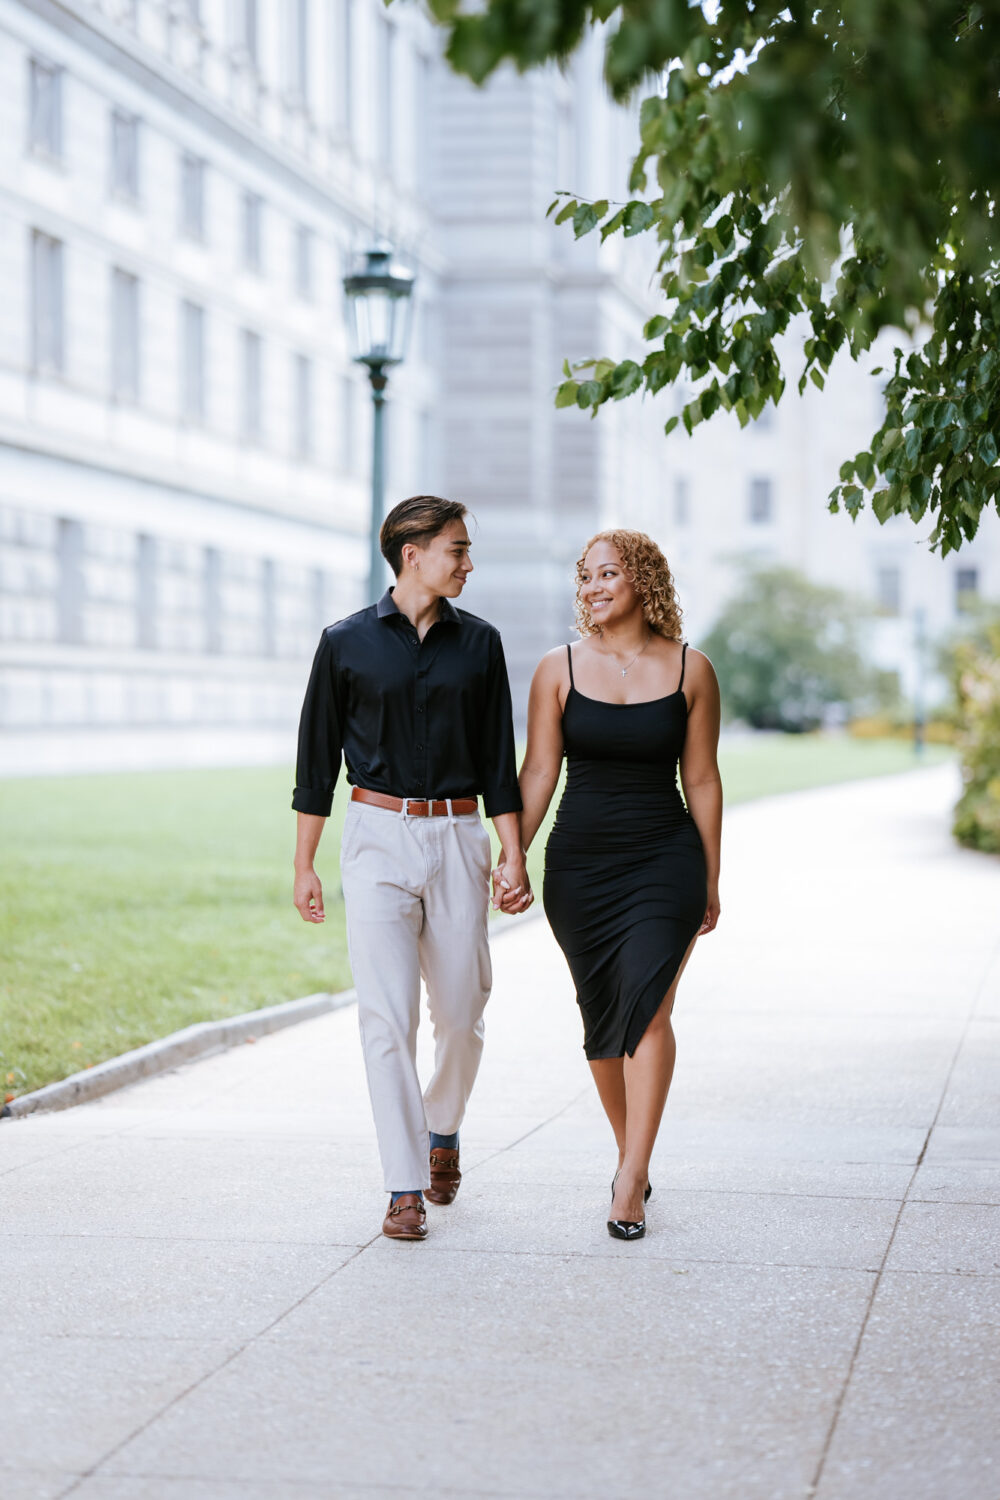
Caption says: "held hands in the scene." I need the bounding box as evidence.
[293,867,325,924]
[491,850,534,915]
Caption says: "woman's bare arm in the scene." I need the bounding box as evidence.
[517,650,567,854]
[679,650,723,934]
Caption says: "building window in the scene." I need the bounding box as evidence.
[749,477,773,524]
[31,230,64,374]
[57,518,85,645]
[293,353,312,459]
[337,0,353,135]
[111,269,140,403]
[204,546,222,654]
[242,191,263,271]
[28,58,62,158]
[876,564,901,617]
[110,110,140,201]
[956,567,979,613]
[288,0,309,100]
[673,476,690,527]
[340,374,355,470]
[261,557,276,656]
[294,223,313,300]
[180,300,205,422]
[376,14,394,168]
[241,329,263,441]
[234,0,258,64]
[136,534,158,649]
[180,153,206,240]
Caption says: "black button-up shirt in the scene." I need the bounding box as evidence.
[292,589,523,819]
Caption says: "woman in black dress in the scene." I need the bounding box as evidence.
[511,529,721,1240]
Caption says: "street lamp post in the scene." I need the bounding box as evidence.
[342,244,415,604]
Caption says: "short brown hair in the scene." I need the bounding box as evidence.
[380,495,468,575]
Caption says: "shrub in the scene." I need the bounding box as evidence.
[950,616,1000,853]
[700,565,875,733]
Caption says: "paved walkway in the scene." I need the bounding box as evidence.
[2,763,998,1500]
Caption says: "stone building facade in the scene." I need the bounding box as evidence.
[1,0,996,771]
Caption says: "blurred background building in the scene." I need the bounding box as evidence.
[1,0,997,772]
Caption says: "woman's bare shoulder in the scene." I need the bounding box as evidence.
[534,643,575,678]
[683,645,719,692]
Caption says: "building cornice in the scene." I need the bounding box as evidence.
[17,0,445,275]
[0,425,363,538]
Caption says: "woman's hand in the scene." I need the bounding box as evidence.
[698,884,720,935]
[491,852,534,914]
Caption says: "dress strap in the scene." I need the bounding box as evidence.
[678,642,688,694]
[566,642,575,688]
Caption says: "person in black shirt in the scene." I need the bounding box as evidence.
[292,495,531,1241]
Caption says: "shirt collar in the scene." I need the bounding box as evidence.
[377,589,462,626]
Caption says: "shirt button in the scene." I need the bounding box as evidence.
[416,743,424,751]
[416,706,424,714]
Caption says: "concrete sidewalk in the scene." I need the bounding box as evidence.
[2,763,998,1500]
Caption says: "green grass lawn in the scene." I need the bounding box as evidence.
[1,734,952,1099]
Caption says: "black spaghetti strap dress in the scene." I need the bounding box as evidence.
[543,643,707,1060]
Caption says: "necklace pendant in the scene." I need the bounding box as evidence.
[621,667,628,678]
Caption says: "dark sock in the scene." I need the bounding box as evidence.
[429,1130,459,1151]
[390,1190,423,1204]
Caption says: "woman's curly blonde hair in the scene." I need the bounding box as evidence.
[574,529,683,641]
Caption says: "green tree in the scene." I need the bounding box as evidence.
[423,1,1000,554]
[699,565,873,731]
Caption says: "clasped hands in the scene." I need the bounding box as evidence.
[491,850,534,915]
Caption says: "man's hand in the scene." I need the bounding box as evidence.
[294,867,325,923]
[491,851,533,915]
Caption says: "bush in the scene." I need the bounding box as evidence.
[700,565,876,733]
[950,615,1000,853]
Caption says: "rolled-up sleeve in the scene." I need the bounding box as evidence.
[478,631,523,819]
[291,631,344,816]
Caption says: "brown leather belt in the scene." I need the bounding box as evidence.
[351,787,478,818]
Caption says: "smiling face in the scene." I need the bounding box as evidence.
[578,540,641,629]
[403,519,474,598]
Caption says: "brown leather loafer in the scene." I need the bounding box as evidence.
[382,1193,427,1240]
[426,1147,461,1206]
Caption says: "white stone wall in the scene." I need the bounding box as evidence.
[1,0,997,756]
[0,0,440,745]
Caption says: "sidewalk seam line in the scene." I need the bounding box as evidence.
[809,928,1000,1495]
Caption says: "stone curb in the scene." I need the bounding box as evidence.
[0,907,541,1122]
[0,989,357,1121]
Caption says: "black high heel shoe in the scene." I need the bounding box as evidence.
[609,1172,647,1241]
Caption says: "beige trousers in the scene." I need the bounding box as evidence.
[340,800,493,1191]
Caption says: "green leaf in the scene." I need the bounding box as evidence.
[810,369,825,392]
[576,380,603,407]
[733,338,753,371]
[555,380,580,408]
[609,361,642,399]
[872,488,896,523]
[977,432,998,466]
[903,428,924,463]
[554,199,578,226]
[545,199,560,219]
[623,201,655,237]
[573,203,600,239]
[600,208,626,242]
[643,315,670,341]
[664,415,680,437]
